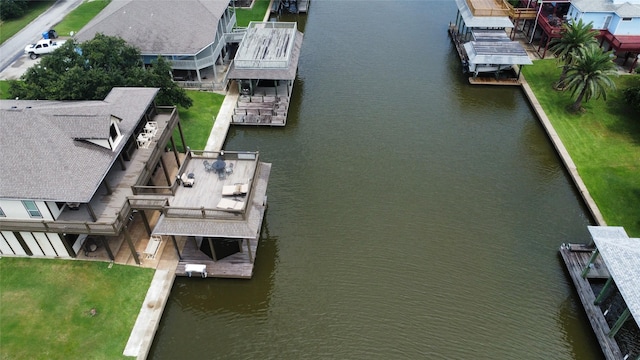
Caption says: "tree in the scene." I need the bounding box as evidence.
[564,43,617,112]
[0,0,29,21]
[549,19,599,89]
[9,34,192,108]
[623,85,640,112]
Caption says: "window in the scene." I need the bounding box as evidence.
[622,17,632,21]
[0,207,5,217]
[110,123,119,141]
[22,201,42,218]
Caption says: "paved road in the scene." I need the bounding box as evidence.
[0,0,83,74]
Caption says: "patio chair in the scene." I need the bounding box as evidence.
[203,160,213,172]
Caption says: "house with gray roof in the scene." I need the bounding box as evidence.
[0,88,272,278]
[0,87,187,260]
[75,0,237,89]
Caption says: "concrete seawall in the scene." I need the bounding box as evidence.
[519,77,606,226]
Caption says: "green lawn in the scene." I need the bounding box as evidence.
[0,81,11,99]
[0,257,154,360]
[54,0,110,37]
[0,1,55,44]
[523,60,640,235]
[174,90,226,151]
[235,0,271,26]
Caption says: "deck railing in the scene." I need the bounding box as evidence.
[466,0,510,17]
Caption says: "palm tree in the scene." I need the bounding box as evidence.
[549,19,598,89]
[564,43,618,112]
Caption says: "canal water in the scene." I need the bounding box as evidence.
[149,1,603,358]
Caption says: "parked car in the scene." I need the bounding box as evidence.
[24,38,66,59]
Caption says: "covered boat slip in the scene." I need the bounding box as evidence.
[463,39,532,77]
[148,151,272,279]
[560,226,640,359]
[227,22,304,126]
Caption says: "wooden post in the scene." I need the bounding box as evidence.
[176,120,187,152]
[140,210,152,236]
[207,238,217,261]
[170,137,181,167]
[608,307,630,338]
[123,226,141,265]
[118,154,127,170]
[593,277,613,305]
[581,248,599,278]
[58,233,76,258]
[100,235,115,261]
[87,203,98,222]
[103,179,113,195]
[171,235,182,260]
[159,156,171,185]
[246,239,253,263]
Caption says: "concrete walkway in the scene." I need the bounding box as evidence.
[122,80,239,359]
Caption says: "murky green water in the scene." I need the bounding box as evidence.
[149,1,603,358]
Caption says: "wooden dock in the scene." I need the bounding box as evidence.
[559,243,624,359]
[175,237,259,279]
[468,77,521,86]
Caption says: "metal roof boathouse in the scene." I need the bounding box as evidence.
[560,226,640,359]
[449,0,533,83]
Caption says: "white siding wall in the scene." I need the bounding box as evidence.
[0,199,53,220]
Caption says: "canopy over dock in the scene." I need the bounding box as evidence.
[588,226,640,328]
[463,41,533,67]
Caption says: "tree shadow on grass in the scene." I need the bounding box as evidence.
[603,76,640,146]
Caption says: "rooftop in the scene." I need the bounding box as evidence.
[588,226,640,326]
[75,0,229,55]
[0,88,158,202]
[228,22,304,80]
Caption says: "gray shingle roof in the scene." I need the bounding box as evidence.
[0,88,159,202]
[75,0,228,55]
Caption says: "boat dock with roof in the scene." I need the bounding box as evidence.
[560,226,640,359]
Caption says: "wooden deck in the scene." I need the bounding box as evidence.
[175,237,259,279]
[559,243,624,359]
[468,76,521,86]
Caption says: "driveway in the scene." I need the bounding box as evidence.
[0,0,83,79]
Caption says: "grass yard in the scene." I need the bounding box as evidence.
[235,0,271,26]
[54,0,110,37]
[0,1,55,44]
[0,257,154,360]
[0,81,11,99]
[523,59,640,235]
[174,90,226,152]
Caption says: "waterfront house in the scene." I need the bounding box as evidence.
[228,22,304,126]
[75,0,238,90]
[568,0,640,71]
[0,88,271,278]
[0,88,184,260]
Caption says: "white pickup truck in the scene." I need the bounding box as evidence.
[24,39,66,60]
